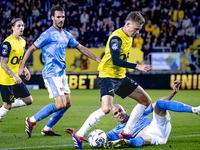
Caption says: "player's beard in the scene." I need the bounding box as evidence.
[56,21,64,29]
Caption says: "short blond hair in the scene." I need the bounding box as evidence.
[125,11,145,25]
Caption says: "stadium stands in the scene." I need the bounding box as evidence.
[0,0,199,72]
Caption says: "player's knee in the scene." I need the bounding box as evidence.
[66,101,71,108]
[146,97,151,106]
[25,96,33,105]
[4,103,12,110]
[55,103,65,110]
[141,96,151,106]
[101,107,111,114]
[156,100,166,111]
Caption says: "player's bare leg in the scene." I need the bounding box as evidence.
[120,86,151,139]
[73,95,112,149]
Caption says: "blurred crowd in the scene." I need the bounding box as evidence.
[0,0,200,53]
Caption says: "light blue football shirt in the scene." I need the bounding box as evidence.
[34,26,78,79]
[107,105,153,141]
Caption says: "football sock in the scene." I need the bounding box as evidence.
[30,116,36,122]
[156,100,192,112]
[124,103,147,134]
[192,107,200,114]
[12,98,26,108]
[129,136,144,147]
[76,108,106,137]
[0,106,9,121]
[144,104,153,114]
[45,108,68,129]
[43,125,52,131]
[33,103,58,122]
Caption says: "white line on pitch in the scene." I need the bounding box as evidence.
[1,134,200,150]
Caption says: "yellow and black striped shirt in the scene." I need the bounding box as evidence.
[98,28,135,78]
[0,34,26,85]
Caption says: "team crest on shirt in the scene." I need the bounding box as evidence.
[64,35,69,43]
[60,87,63,92]
[2,49,7,55]
[112,43,118,50]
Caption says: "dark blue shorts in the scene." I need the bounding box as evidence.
[99,77,138,99]
[0,82,31,103]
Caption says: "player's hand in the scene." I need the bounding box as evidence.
[135,64,151,73]
[24,68,31,81]
[18,67,24,76]
[173,80,182,93]
[13,74,22,84]
[64,128,76,135]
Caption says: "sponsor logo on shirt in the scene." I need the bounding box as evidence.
[112,43,118,50]
[2,49,7,55]
[3,44,8,49]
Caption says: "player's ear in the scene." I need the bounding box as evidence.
[126,21,130,26]
[51,15,54,21]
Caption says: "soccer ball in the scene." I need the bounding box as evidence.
[88,129,108,147]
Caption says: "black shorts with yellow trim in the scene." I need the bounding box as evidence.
[0,82,30,103]
[99,76,138,99]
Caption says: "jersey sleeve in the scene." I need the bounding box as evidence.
[106,130,120,141]
[66,31,79,47]
[0,41,11,57]
[34,31,49,49]
[106,123,126,141]
[109,36,137,69]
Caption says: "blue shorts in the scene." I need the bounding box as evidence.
[0,82,31,103]
[99,77,138,99]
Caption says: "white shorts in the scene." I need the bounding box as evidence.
[44,74,70,99]
[145,110,171,145]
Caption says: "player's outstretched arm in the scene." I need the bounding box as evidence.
[135,64,151,73]
[76,44,101,63]
[64,128,89,142]
[151,80,182,108]
[18,45,37,76]
[159,80,182,101]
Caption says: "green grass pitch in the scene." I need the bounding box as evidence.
[0,89,200,150]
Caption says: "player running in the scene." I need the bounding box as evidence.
[18,6,101,137]
[72,11,151,149]
[0,18,33,122]
[65,80,200,148]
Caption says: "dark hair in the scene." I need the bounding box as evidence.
[125,11,145,25]
[11,18,23,27]
[51,6,64,17]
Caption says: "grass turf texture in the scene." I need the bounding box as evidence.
[0,89,200,150]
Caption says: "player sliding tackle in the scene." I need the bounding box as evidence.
[72,11,151,149]
[65,80,200,148]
